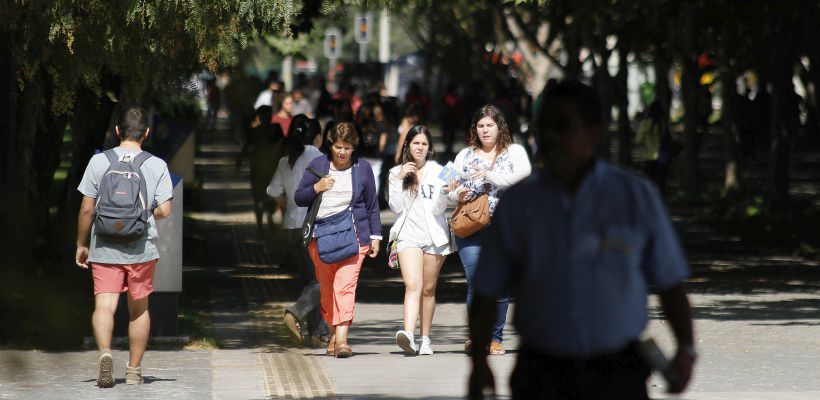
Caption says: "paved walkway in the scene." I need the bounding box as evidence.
[3,124,820,399]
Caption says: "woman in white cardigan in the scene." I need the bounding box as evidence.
[388,125,451,356]
[448,104,531,355]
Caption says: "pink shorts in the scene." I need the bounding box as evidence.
[91,259,157,300]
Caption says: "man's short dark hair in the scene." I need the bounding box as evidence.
[536,79,604,136]
[117,107,149,141]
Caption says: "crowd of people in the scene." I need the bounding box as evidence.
[228,71,535,358]
[251,77,696,398]
[76,76,697,398]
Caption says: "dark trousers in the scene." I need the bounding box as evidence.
[511,344,650,400]
[282,229,328,337]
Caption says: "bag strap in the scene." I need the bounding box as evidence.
[103,149,119,165]
[305,167,325,209]
[132,151,153,169]
[133,151,152,213]
[300,167,325,246]
[306,167,323,179]
[393,191,418,240]
[488,150,500,171]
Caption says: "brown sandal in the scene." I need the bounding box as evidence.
[489,341,506,355]
[335,343,352,358]
[325,335,336,357]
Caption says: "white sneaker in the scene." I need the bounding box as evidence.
[395,330,417,355]
[418,339,434,355]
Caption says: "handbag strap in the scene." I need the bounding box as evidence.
[306,167,323,179]
[303,166,325,219]
[488,150,500,171]
[394,191,418,240]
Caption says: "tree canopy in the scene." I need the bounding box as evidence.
[0,0,301,267]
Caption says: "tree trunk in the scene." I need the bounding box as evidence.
[6,63,73,268]
[1,39,18,196]
[31,107,68,242]
[805,53,820,145]
[616,48,632,166]
[768,72,794,211]
[765,12,799,211]
[8,76,44,267]
[60,85,117,216]
[720,65,742,193]
[591,53,613,161]
[564,24,582,80]
[653,54,672,117]
[680,57,701,200]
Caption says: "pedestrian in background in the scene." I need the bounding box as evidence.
[468,79,696,399]
[441,82,463,157]
[635,100,675,194]
[393,104,422,164]
[267,115,329,347]
[75,106,173,388]
[292,88,314,118]
[237,105,282,231]
[294,122,382,358]
[254,75,281,110]
[272,93,294,138]
[388,126,451,355]
[449,105,531,356]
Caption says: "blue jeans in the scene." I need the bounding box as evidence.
[456,231,509,343]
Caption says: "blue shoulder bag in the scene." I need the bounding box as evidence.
[312,163,360,263]
[314,208,359,263]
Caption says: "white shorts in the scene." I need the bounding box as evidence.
[396,239,452,256]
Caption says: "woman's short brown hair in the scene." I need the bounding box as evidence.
[468,105,512,153]
[325,122,359,149]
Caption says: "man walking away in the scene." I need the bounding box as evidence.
[468,80,696,399]
[75,106,174,388]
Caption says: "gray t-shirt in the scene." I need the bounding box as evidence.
[78,147,174,264]
[267,146,323,229]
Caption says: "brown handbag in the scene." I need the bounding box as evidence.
[450,193,491,238]
[449,153,498,238]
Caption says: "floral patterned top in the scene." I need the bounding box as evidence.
[453,144,532,217]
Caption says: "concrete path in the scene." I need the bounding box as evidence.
[3,122,820,399]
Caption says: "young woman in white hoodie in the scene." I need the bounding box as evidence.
[388,125,451,355]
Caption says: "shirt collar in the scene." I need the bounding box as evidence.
[545,158,604,208]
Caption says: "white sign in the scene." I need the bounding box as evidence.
[324,27,342,59]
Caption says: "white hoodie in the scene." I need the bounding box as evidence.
[387,160,451,247]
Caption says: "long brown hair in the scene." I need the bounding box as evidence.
[467,105,511,153]
[401,125,433,193]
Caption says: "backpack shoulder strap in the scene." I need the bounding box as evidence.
[103,149,119,166]
[132,151,153,170]
[132,151,153,213]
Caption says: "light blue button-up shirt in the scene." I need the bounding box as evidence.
[474,161,689,357]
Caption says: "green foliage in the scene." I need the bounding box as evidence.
[702,189,820,258]
[2,0,299,113]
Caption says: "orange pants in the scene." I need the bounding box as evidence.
[308,240,370,327]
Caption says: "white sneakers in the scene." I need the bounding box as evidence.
[418,337,434,355]
[396,331,435,355]
[396,330,417,355]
